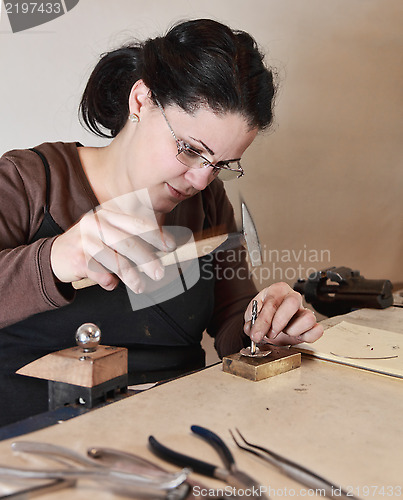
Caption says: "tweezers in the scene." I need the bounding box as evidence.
[230,429,362,500]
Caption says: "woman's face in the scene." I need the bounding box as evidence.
[120,98,258,215]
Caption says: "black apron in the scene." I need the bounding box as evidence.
[0,148,215,427]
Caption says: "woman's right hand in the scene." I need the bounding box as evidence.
[50,196,176,294]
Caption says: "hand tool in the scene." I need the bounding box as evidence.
[72,201,261,289]
[87,446,239,499]
[240,300,271,359]
[250,300,258,355]
[230,429,362,500]
[149,425,269,498]
[3,440,190,499]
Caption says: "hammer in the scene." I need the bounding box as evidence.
[72,202,262,290]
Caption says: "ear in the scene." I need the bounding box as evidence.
[128,80,152,116]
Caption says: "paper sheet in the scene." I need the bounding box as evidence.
[297,321,403,378]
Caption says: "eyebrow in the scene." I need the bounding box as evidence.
[188,137,241,163]
[189,137,215,156]
[189,136,241,165]
[216,158,241,164]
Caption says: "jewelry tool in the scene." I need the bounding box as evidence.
[239,300,271,359]
[251,300,257,355]
[230,429,362,500]
[149,425,269,498]
[2,441,190,499]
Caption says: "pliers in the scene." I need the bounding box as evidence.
[149,425,269,498]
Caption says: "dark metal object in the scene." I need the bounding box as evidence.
[293,266,393,317]
[48,374,128,410]
[149,425,268,498]
[230,429,361,500]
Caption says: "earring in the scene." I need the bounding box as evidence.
[128,113,140,123]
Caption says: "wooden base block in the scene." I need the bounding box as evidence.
[222,346,301,381]
[16,345,128,388]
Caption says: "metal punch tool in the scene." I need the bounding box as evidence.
[240,300,271,358]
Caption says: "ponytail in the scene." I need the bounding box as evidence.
[79,45,143,138]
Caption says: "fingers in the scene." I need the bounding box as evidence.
[85,242,146,294]
[80,208,174,287]
[270,323,324,345]
[99,210,176,252]
[84,257,120,291]
[245,282,302,342]
[244,282,323,345]
[282,307,318,337]
[51,199,179,291]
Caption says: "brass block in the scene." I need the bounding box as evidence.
[222,346,301,381]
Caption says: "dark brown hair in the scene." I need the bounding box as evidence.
[80,19,277,138]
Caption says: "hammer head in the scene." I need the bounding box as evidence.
[241,202,262,267]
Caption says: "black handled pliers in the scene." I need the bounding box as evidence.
[149,425,269,498]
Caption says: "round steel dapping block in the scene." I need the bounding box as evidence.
[240,346,272,358]
[75,323,101,353]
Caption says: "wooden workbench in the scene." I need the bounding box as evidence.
[0,308,402,499]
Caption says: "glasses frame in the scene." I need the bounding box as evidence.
[155,98,244,180]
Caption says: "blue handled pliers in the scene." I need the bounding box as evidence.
[149,425,269,498]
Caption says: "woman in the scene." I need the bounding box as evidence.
[0,19,322,427]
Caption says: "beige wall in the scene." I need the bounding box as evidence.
[1,0,402,291]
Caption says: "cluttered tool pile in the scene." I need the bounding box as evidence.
[0,424,360,499]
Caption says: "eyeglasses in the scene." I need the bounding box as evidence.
[155,98,244,181]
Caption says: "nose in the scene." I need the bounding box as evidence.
[184,167,214,191]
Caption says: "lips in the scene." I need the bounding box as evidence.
[166,183,194,201]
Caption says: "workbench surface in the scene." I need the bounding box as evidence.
[0,308,402,499]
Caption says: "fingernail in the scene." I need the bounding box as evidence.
[154,267,164,281]
[268,328,278,339]
[162,236,176,251]
[166,241,176,251]
[251,331,261,342]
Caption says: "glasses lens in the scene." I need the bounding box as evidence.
[217,161,244,181]
[176,151,243,181]
[176,150,203,169]
[217,168,241,181]
[177,150,216,172]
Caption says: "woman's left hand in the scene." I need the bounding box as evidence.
[244,282,323,345]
